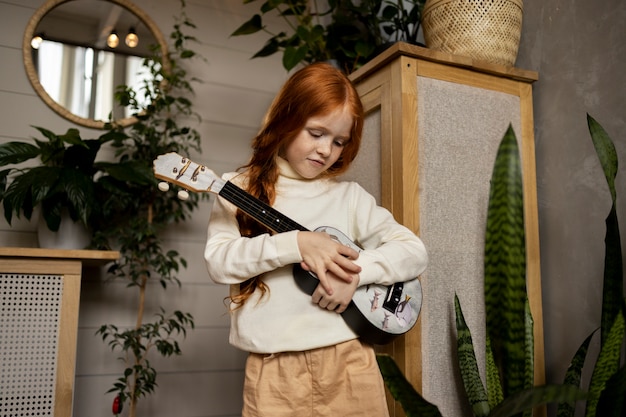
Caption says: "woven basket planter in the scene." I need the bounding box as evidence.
[422,0,524,66]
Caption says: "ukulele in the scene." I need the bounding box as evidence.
[153,152,422,345]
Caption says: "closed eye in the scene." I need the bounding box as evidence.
[308,129,324,138]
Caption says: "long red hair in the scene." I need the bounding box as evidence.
[231,62,364,307]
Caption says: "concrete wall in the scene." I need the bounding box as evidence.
[516,0,626,395]
[0,0,625,416]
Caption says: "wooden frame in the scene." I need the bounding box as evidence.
[22,0,170,129]
[349,42,542,416]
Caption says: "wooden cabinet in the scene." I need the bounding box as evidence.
[0,248,118,417]
[347,43,542,416]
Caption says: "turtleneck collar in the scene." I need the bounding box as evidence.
[276,156,305,180]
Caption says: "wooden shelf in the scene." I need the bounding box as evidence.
[350,41,539,84]
[0,247,119,266]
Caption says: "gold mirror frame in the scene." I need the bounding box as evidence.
[22,0,170,129]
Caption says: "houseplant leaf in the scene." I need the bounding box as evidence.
[376,354,442,417]
[587,114,617,202]
[455,293,490,417]
[488,384,587,417]
[587,114,623,348]
[1,167,56,224]
[486,334,504,408]
[96,161,154,184]
[596,361,626,417]
[0,141,41,165]
[57,168,96,225]
[484,125,528,397]
[521,299,535,417]
[231,14,263,36]
[556,330,597,417]
[585,309,625,416]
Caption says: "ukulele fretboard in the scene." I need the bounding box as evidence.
[219,181,309,234]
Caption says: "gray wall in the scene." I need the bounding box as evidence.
[0,0,624,416]
[516,0,626,391]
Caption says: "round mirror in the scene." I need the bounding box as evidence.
[23,0,170,129]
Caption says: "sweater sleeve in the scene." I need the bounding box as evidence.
[348,184,428,287]
[204,177,303,285]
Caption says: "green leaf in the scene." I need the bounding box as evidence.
[0,141,41,165]
[231,14,263,36]
[596,362,626,417]
[587,115,624,348]
[585,309,625,416]
[488,385,587,417]
[455,294,490,417]
[486,334,504,408]
[252,38,281,58]
[355,41,375,59]
[59,168,96,225]
[484,125,527,397]
[522,300,534,417]
[376,354,443,417]
[600,204,623,348]
[58,128,89,147]
[2,167,58,223]
[97,129,129,144]
[556,330,596,417]
[0,169,9,195]
[96,161,154,184]
[587,114,617,203]
[32,126,60,142]
[283,45,308,71]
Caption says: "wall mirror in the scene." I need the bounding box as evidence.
[23,0,170,129]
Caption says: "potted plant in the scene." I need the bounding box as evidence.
[0,126,151,248]
[377,125,594,416]
[93,3,203,416]
[231,0,427,73]
[555,115,626,417]
[231,0,336,71]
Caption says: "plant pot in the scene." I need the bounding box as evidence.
[37,212,91,250]
[422,0,524,66]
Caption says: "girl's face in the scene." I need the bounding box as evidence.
[282,105,353,179]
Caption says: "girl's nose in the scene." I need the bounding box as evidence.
[316,138,332,156]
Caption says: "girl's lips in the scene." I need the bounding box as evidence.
[308,158,325,167]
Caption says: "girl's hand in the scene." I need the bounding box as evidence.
[311,272,360,313]
[297,231,361,295]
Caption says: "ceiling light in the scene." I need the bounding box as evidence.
[125,27,139,48]
[107,30,119,48]
[31,33,44,49]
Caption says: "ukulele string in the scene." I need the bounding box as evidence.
[219,181,309,234]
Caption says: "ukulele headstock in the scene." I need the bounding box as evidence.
[153,152,223,198]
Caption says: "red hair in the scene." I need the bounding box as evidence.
[231,62,364,307]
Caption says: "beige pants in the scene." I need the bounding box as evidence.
[242,339,390,417]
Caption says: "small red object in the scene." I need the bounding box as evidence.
[112,394,123,415]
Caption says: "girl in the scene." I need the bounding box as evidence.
[204,62,428,417]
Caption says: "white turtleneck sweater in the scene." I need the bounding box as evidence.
[204,158,428,353]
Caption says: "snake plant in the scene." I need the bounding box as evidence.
[556,114,626,417]
[378,125,587,416]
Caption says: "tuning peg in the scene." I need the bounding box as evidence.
[178,189,190,201]
[158,182,170,192]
